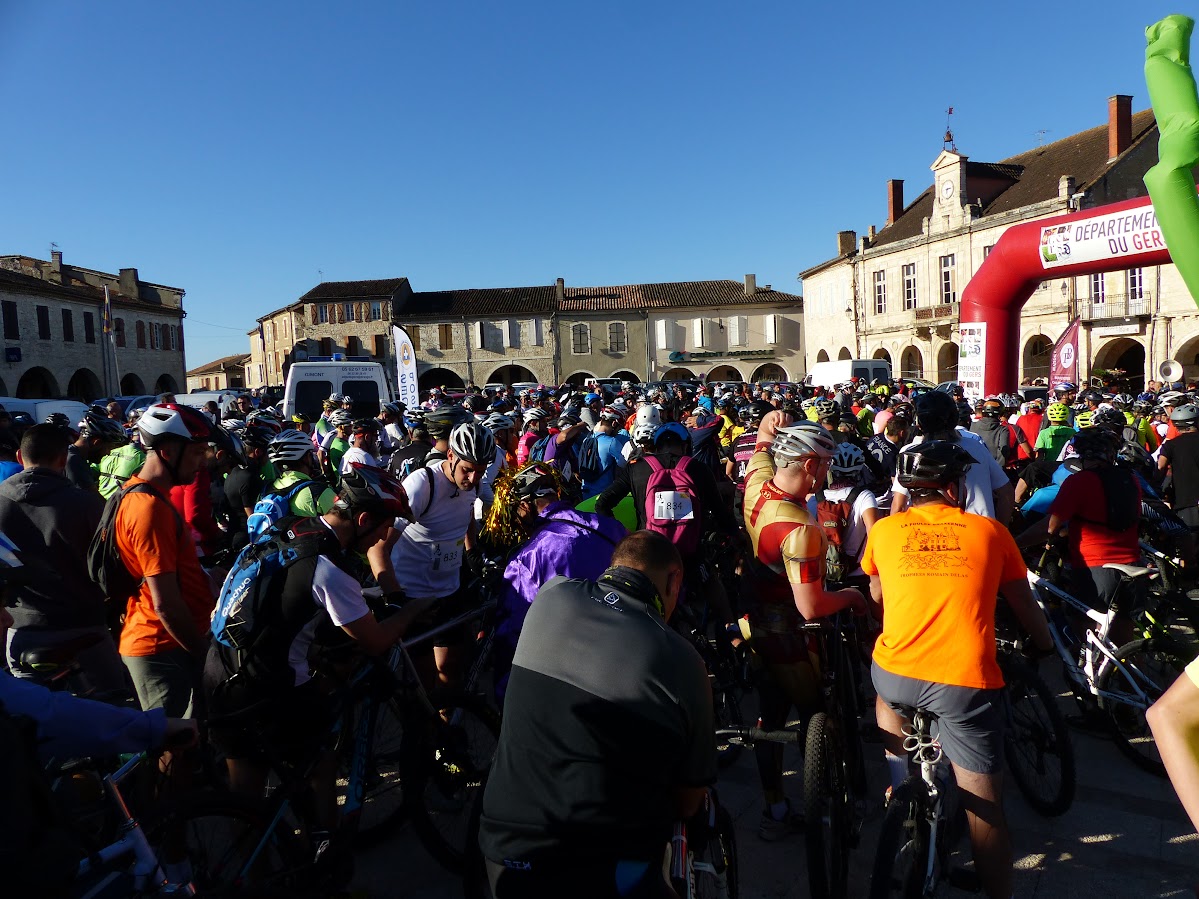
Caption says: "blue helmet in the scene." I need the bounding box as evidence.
[585,392,602,404]
[652,421,691,449]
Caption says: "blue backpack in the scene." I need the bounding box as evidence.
[576,434,604,481]
[211,517,328,673]
[529,434,554,463]
[246,480,317,543]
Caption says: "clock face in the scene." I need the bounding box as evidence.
[941,179,954,200]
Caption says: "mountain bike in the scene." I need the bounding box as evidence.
[669,789,739,899]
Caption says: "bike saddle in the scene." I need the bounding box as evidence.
[18,632,104,670]
[894,704,940,722]
[1102,563,1153,579]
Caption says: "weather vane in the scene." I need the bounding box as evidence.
[943,107,956,151]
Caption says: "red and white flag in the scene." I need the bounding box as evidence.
[1049,318,1080,385]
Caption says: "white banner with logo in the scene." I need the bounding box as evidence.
[392,326,420,410]
[1038,206,1164,269]
[957,322,986,404]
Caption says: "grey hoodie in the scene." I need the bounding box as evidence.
[0,467,106,630]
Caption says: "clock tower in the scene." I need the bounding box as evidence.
[930,149,967,234]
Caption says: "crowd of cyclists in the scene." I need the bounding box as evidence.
[2,369,1199,897]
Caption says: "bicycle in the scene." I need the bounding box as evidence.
[669,789,740,899]
[799,610,870,899]
[1024,552,1190,774]
[868,707,965,899]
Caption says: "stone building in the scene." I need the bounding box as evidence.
[186,353,250,392]
[251,275,806,390]
[800,95,1199,391]
[0,251,186,399]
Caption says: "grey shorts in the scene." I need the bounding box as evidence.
[872,662,1004,775]
[123,649,202,718]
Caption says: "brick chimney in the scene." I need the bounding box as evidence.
[49,250,62,284]
[837,231,857,256]
[1108,95,1132,161]
[119,267,139,299]
[555,277,565,301]
[886,179,904,225]
[744,274,756,296]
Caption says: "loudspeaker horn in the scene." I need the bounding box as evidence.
[1160,359,1184,382]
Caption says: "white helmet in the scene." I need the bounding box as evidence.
[770,422,837,463]
[632,422,657,444]
[484,413,516,433]
[829,442,866,479]
[448,422,495,465]
[268,429,315,464]
[634,404,661,429]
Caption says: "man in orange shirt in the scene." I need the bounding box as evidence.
[117,404,218,717]
[862,441,1051,899]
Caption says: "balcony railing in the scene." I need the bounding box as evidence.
[1077,291,1151,321]
[914,302,959,325]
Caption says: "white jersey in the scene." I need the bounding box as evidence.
[392,462,476,599]
[890,428,1008,519]
[340,446,380,473]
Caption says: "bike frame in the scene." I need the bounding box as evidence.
[1026,570,1156,710]
[901,711,948,897]
[74,753,196,896]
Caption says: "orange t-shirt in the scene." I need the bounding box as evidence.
[861,502,1026,689]
[116,476,214,657]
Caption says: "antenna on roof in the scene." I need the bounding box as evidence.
[943,106,956,151]
[318,269,324,282]
[1035,129,1050,146]
[49,241,58,256]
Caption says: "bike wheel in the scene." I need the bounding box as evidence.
[868,777,931,899]
[804,712,850,899]
[1003,662,1076,816]
[408,691,502,872]
[349,695,409,847]
[714,683,745,769]
[144,791,309,898]
[1097,636,1189,775]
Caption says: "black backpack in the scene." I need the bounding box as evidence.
[87,482,183,603]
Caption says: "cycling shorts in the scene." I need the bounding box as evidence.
[409,585,472,650]
[872,661,1003,775]
[745,620,821,711]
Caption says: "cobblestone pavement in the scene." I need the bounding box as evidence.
[352,675,1199,898]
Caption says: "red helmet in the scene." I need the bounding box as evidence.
[336,463,412,519]
[138,403,213,449]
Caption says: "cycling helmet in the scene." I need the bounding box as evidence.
[522,407,550,427]
[512,461,562,501]
[1052,381,1077,397]
[210,425,247,467]
[138,403,213,449]
[352,418,381,434]
[1113,393,1133,409]
[425,405,473,439]
[1161,391,1189,408]
[1074,410,1094,429]
[43,413,76,435]
[1132,400,1153,416]
[240,424,275,450]
[597,407,623,425]
[653,422,691,449]
[1025,396,1045,411]
[979,396,1006,417]
[1170,403,1199,427]
[828,442,867,479]
[747,399,774,423]
[328,410,353,429]
[245,410,282,433]
[381,401,404,416]
[634,404,662,430]
[1046,402,1070,424]
[1070,426,1119,463]
[770,421,837,463]
[291,412,313,424]
[584,392,602,404]
[267,429,315,464]
[336,463,412,519]
[632,422,657,444]
[78,411,127,443]
[448,422,495,464]
[1116,440,1155,475]
[913,390,959,435]
[896,440,974,490]
[483,412,516,433]
[800,397,817,411]
[1092,406,1127,432]
[1080,389,1104,407]
[464,394,488,414]
[813,398,838,420]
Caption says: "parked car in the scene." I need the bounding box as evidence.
[91,395,159,418]
[0,398,91,428]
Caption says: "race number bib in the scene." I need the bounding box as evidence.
[431,540,463,571]
[654,490,694,521]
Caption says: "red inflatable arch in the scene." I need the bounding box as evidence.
[961,194,1173,397]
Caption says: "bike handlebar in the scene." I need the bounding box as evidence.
[716,726,802,745]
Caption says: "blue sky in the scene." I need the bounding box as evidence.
[0,1,1177,365]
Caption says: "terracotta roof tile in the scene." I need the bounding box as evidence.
[299,278,411,301]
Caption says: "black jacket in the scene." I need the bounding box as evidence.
[0,468,106,630]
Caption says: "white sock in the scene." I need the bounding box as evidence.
[885,752,908,791]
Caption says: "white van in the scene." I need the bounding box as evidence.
[803,359,892,389]
[283,361,391,423]
[179,391,242,413]
[0,397,91,428]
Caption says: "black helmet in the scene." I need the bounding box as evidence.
[240,424,276,450]
[914,390,959,436]
[424,405,473,440]
[897,440,974,490]
[336,463,411,519]
[43,412,74,430]
[1070,427,1120,464]
[78,410,127,443]
[1091,407,1127,433]
[748,399,774,423]
[512,461,562,501]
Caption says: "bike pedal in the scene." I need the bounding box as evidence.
[947,866,982,892]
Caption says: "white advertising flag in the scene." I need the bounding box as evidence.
[957,322,987,404]
[392,326,419,410]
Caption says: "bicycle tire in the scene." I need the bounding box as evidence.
[804,712,850,899]
[1097,636,1189,776]
[143,791,310,898]
[691,800,739,899]
[1002,661,1075,816]
[349,695,410,847]
[407,691,502,872]
[868,777,931,899]
[714,683,745,769]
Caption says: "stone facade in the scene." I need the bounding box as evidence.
[186,353,250,392]
[555,313,647,385]
[800,97,1199,391]
[0,253,186,400]
[404,316,558,388]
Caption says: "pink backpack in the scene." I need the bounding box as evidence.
[643,455,702,554]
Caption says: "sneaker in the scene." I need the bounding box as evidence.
[758,801,804,841]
